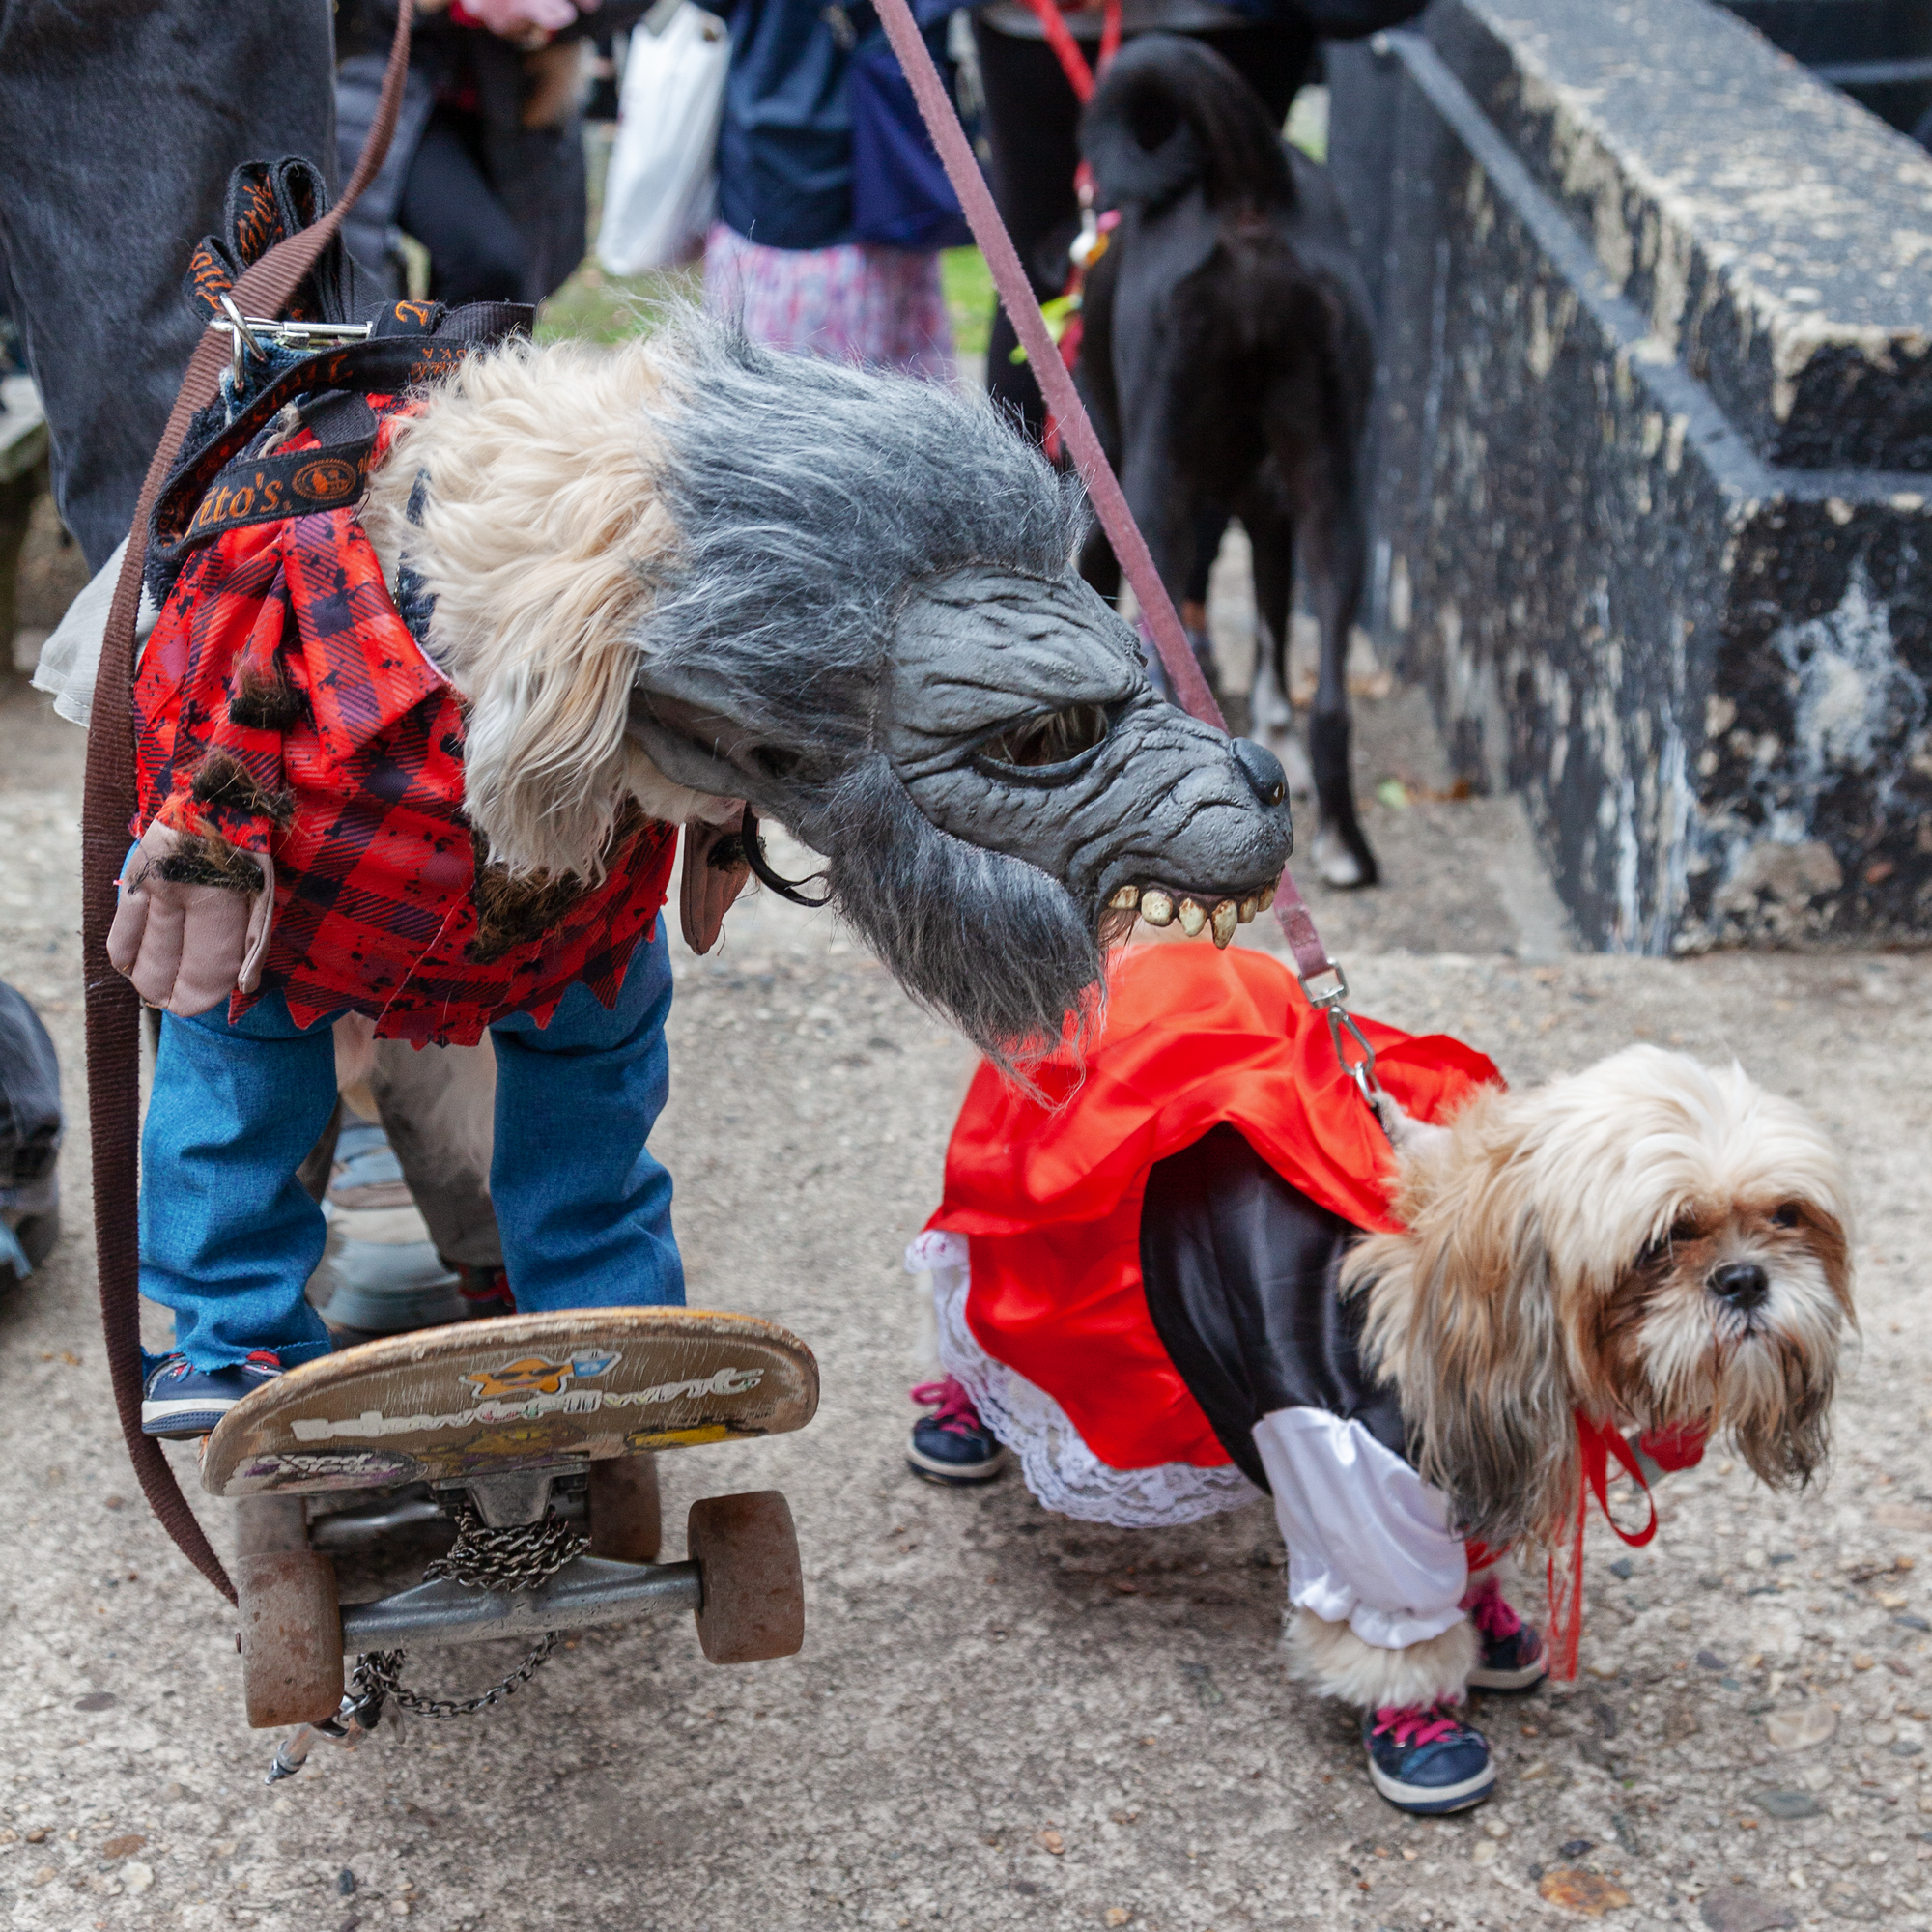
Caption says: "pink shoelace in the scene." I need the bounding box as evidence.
[1463,1577,1523,1642]
[1371,1704,1464,1748]
[910,1376,982,1438]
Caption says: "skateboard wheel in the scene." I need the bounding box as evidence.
[237,1551,344,1729]
[588,1453,662,1564]
[686,1492,804,1665]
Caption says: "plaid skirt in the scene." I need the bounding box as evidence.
[701,221,955,381]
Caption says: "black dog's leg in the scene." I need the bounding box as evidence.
[1121,424,1204,707]
[1239,477,1299,769]
[1298,472,1378,889]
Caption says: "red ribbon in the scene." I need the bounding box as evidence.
[1547,1413,1660,1681]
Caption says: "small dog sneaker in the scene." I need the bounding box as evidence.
[906,1376,1008,1486]
[1362,1703,1495,1814]
[1464,1577,1548,1693]
[140,1350,283,1439]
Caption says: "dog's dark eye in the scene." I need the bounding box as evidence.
[977,704,1111,776]
[1641,1215,1702,1264]
[1773,1202,1803,1229]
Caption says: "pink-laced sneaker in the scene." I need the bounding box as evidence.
[1463,1576,1548,1692]
[1361,1700,1494,1813]
[906,1376,1008,1486]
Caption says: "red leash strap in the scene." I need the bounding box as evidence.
[1546,1414,1659,1679]
[1015,0,1106,100]
[82,0,417,1605]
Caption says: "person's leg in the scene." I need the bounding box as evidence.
[396,107,532,308]
[0,0,336,568]
[139,992,339,1373]
[972,19,1084,441]
[487,925,683,1312]
[1196,21,1317,126]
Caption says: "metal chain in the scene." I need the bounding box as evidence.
[347,1503,589,1719]
[423,1502,587,1593]
[350,1633,562,1720]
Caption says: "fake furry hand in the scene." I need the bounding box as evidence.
[107,822,276,1018]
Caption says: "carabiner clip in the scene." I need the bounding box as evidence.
[1297,960,1392,1133]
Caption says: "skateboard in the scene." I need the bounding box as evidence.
[200,1309,817,1767]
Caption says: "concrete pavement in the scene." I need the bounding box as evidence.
[2,582,1931,1931]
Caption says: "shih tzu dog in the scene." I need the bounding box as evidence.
[913,945,1855,1813]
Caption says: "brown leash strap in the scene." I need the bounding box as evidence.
[82,0,416,1605]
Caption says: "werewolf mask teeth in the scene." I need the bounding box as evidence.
[1106,877,1280,948]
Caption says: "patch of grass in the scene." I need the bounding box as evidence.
[942,245,994,359]
[535,260,702,345]
[535,127,702,343]
[1285,84,1329,163]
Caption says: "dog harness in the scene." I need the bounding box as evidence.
[132,389,677,1046]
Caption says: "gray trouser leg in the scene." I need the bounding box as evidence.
[369,1040,505,1273]
[0,0,336,568]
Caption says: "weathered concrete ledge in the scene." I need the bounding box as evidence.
[1329,0,1932,952]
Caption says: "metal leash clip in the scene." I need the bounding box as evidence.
[1297,960,1394,1130]
[213,294,373,388]
[264,1680,391,1785]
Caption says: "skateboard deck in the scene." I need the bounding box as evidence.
[201,1309,818,1498]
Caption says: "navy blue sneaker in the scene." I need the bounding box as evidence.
[140,1351,283,1439]
[1464,1578,1548,1693]
[906,1377,1008,1486]
[1362,1703,1494,1813]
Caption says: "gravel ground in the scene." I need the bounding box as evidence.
[2,552,1929,1932]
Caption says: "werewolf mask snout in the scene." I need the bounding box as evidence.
[1345,1044,1855,1552]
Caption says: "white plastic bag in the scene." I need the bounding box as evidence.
[595,1,730,275]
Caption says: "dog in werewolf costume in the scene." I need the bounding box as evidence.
[110,300,1294,1437]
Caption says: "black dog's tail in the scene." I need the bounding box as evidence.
[1080,34,1295,213]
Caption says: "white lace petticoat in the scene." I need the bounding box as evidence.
[904,1230,1264,1529]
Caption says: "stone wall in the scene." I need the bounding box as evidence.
[1328,0,1932,952]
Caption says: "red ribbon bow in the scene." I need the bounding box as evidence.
[1547,1414,1682,1681]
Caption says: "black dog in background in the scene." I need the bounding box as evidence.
[1076,35,1378,889]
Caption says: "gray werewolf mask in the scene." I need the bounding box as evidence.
[375,323,1293,1073]
[626,330,1292,1066]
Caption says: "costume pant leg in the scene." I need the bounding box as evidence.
[486,924,684,1312]
[0,0,336,568]
[139,993,339,1373]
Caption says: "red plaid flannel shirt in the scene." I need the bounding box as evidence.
[133,403,677,1045]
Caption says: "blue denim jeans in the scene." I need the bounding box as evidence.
[140,927,683,1371]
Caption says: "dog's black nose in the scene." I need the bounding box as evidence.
[1233,738,1288,807]
[1709,1262,1769,1310]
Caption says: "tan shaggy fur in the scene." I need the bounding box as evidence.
[1344,1044,1854,1556]
[1284,1608,1480,1710]
[363,337,734,883]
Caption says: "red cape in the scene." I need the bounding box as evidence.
[929,944,1502,1473]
